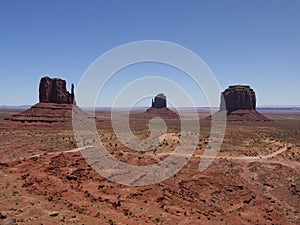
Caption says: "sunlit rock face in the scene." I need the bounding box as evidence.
[220,85,256,113]
[151,93,167,109]
[39,76,75,105]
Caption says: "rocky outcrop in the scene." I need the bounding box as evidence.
[215,85,271,123]
[151,93,167,109]
[39,77,75,104]
[9,103,84,123]
[141,93,179,119]
[9,76,84,123]
[220,85,256,113]
[131,93,179,121]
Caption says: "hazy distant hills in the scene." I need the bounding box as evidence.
[0,105,31,110]
[257,106,300,110]
[1,105,299,112]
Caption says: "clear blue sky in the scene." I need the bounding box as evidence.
[0,0,299,107]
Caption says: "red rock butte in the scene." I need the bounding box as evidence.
[130,93,179,120]
[219,85,271,122]
[39,76,75,105]
[151,93,167,109]
[146,93,179,119]
[9,76,84,123]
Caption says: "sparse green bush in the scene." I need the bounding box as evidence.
[153,216,161,222]
[77,209,85,214]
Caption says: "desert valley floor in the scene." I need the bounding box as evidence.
[0,109,299,225]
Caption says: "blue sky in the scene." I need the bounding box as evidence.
[0,0,299,107]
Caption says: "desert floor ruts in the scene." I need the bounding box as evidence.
[0,110,299,225]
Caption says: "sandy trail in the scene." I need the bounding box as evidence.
[15,138,299,169]
[151,146,288,160]
[28,145,94,158]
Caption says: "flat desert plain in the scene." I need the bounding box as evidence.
[0,109,299,225]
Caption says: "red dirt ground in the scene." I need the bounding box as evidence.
[0,110,299,225]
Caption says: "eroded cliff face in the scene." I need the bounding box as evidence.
[39,77,75,104]
[151,93,167,109]
[217,85,271,122]
[9,76,83,123]
[220,85,256,113]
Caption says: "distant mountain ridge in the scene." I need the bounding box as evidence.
[0,105,31,110]
[257,106,300,110]
[1,105,299,111]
